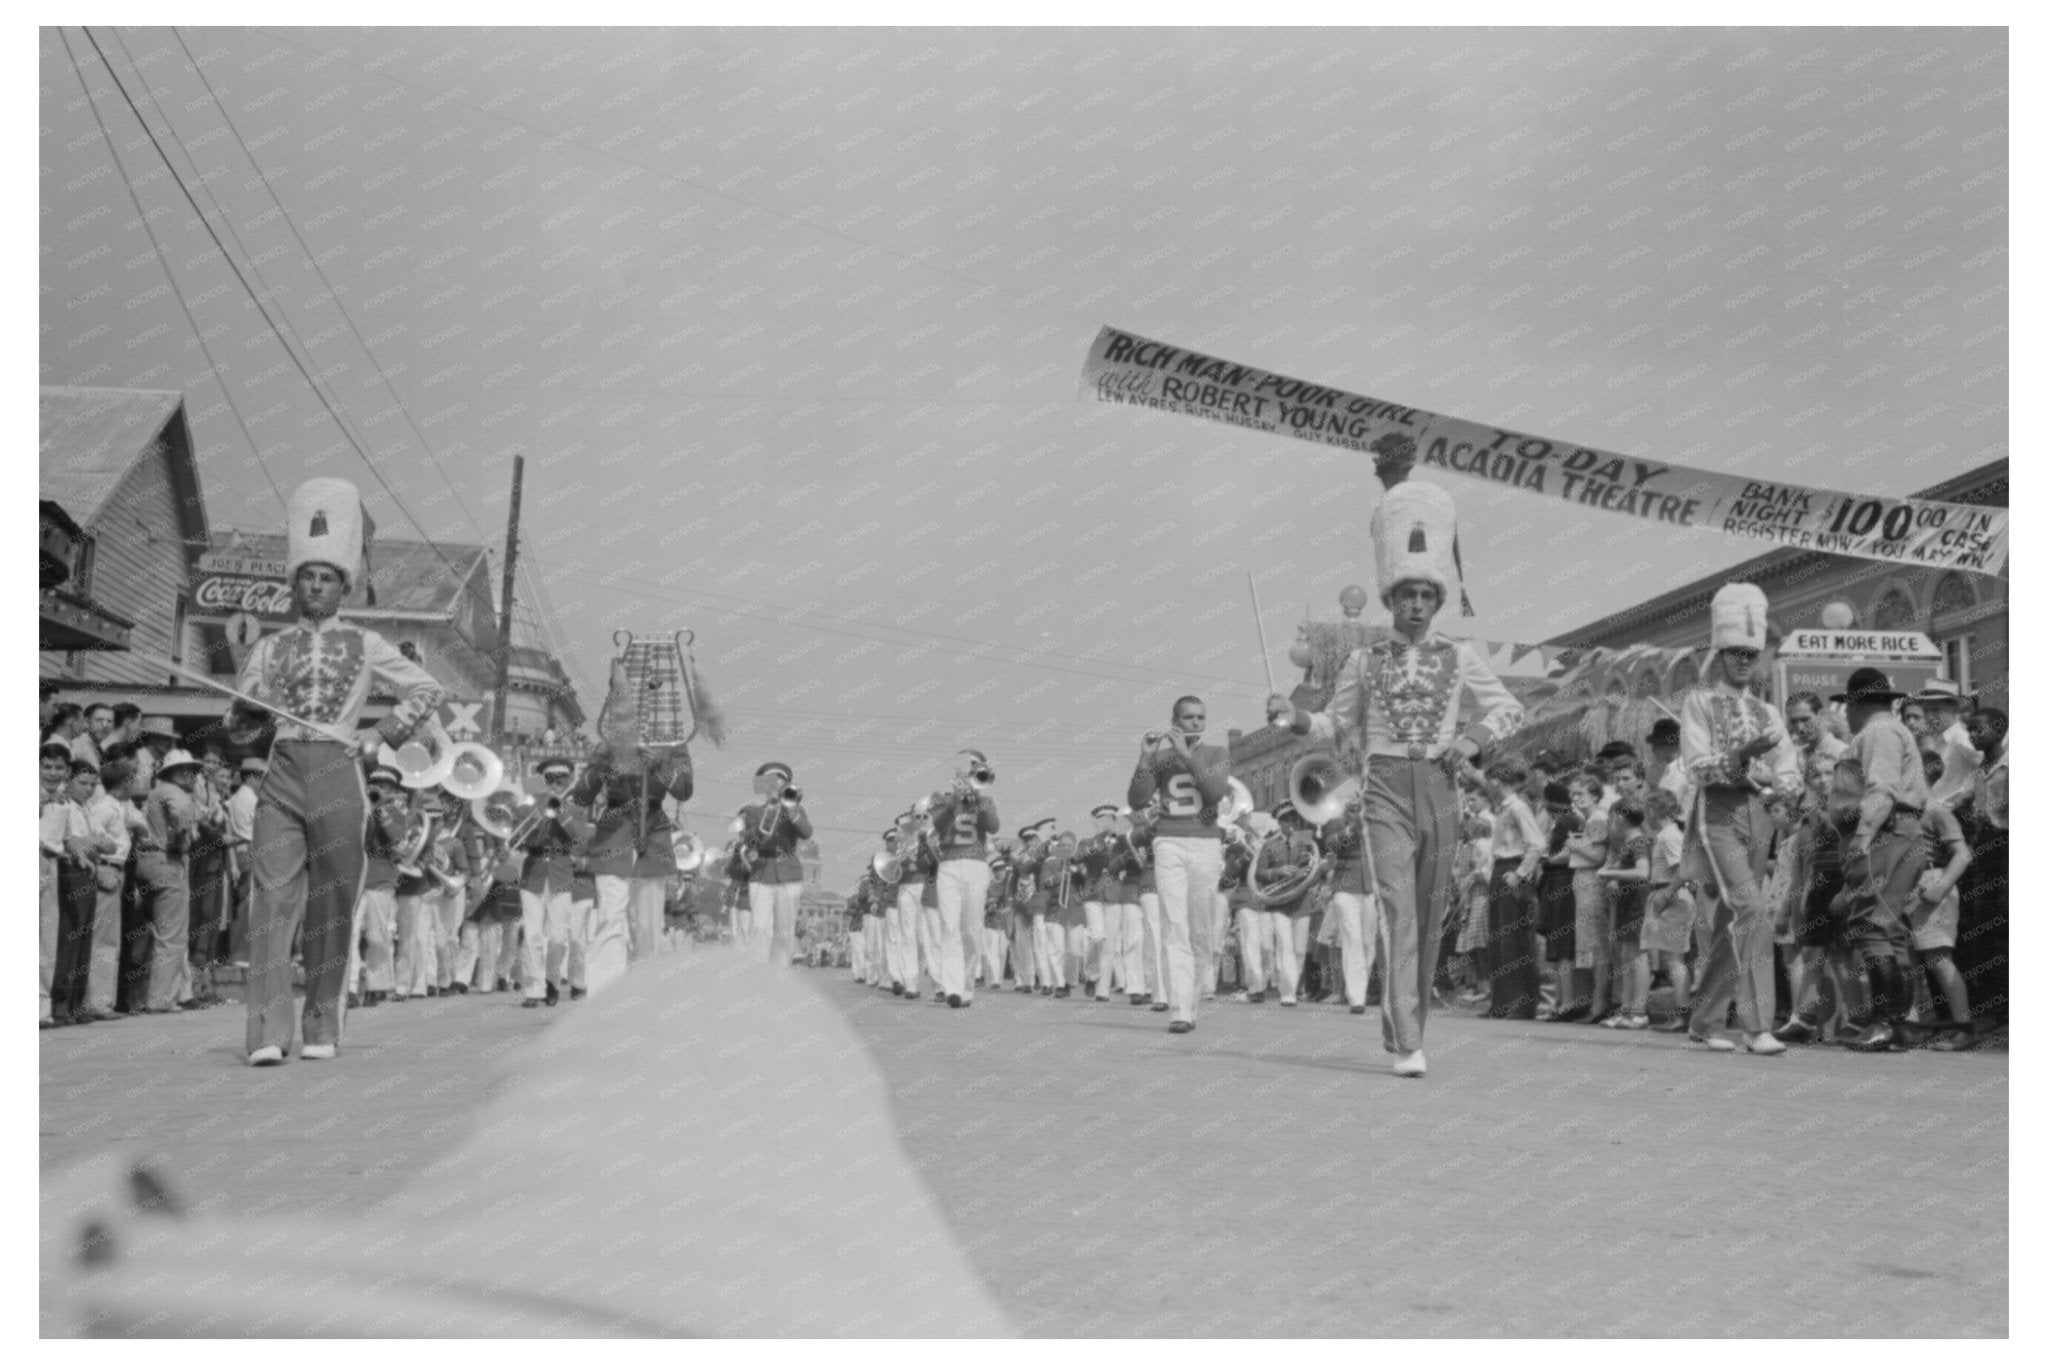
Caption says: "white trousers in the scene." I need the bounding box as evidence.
[1083,901,1112,995]
[1137,892,1166,999]
[1010,918,1036,988]
[1331,890,1382,1009]
[1034,917,1066,988]
[920,901,943,990]
[394,892,437,998]
[567,893,593,990]
[351,887,397,994]
[432,890,464,989]
[521,887,572,999]
[1209,892,1231,994]
[590,875,658,995]
[892,885,926,992]
[936,859,992,1001]
[1264,909,1312,1002]
[1153,837,1224,1024]
[981,923,1007,985]
[750,880,804,967]
[1235,905,1270,993]
[849,921,871,980]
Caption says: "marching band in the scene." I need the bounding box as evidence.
[211,470,1542,1086]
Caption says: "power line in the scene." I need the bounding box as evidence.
[164,26,501,566]
[56,27,286,519]
[78,25,504,672]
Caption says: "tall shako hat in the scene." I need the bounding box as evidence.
[1371,479,1458,607]
[286,477,369,589]
[1709,582,1769,652]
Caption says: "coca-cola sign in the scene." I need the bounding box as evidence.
[190,573,294,620]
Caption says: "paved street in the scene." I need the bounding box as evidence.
[41,965,2007,1337]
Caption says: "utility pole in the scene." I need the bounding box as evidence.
[492,453,524,741]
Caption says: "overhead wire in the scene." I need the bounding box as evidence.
[78,25,507,673]
[56,27,288,519]
[162,26,504,576]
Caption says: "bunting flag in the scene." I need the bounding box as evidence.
[1083,325,2008,576]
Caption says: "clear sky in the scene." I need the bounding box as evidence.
[39,26,2008,887]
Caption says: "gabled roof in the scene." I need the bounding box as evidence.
[206,530,494,617]
[40,387,206,551]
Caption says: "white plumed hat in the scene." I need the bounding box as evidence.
[1371,480,1458,605]
[1709,582,1769,651]
[285,478,367,589]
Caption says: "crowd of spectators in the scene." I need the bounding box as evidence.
[39,691,261,1028]
[1441,679,2008,1048]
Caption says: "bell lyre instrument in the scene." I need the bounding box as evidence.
[597,629,726,845]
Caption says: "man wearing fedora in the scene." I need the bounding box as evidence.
[1831,666,1935,1052]
[228,478,444,1065]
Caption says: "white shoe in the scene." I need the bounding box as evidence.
[1690,1032,1738,1052]
[299,1043,336,1061]
[247,1045,285,1067]
[1744,1032,1786,1056]
[1393,1050,1427,1078]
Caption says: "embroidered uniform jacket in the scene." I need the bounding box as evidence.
[1302,632,1523,760]
[234,616,443,746]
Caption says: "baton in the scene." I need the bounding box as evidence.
[1247,572,1278,696]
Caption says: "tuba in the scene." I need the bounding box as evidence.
[1247,816,1320,907]
[1289,750,1361,827]
[440,741,505,803]
[384,718,458,791]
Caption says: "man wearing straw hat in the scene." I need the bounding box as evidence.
[227,478,444,1066]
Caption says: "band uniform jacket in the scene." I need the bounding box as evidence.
[519,800,595,895]
[1127,742,1233,839]
[1103,832,1144,902]
[396,824,469,900]
[1255,830,1322,915]
[361,792,410,894]
[927,790,1000,862]
[1319,814,1371,895]
[232,615,444,748]
[736,796,813,885]
[570,753,693,880]
[1299,631,1524,763]
[1078,832,1116,902]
